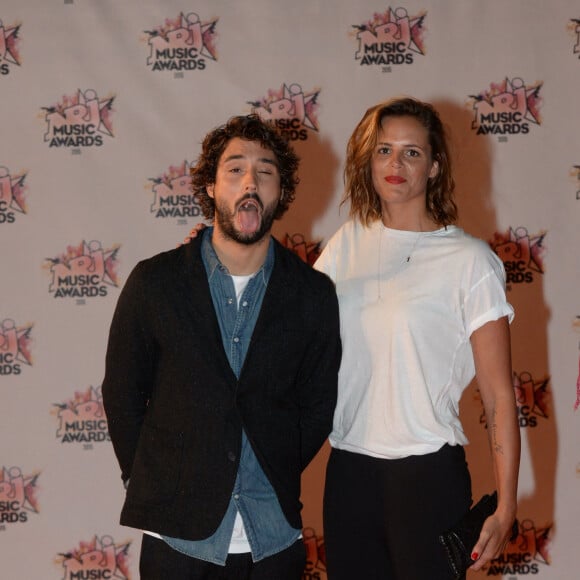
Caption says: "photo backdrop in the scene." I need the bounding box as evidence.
[1,1,579,578]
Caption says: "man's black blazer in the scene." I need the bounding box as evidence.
[102,235,341,541]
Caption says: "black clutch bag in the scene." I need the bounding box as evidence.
[438,492,518,579]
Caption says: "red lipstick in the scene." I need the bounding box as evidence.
[385,176,406,184]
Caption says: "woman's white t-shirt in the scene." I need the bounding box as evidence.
[314,220,514,459]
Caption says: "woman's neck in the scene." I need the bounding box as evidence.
[380,211,440,232]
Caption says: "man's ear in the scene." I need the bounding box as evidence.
[206,183,215,199]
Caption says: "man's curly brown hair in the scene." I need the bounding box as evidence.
[190,114,300,221]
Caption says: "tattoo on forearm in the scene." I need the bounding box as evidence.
[490,409,504,454]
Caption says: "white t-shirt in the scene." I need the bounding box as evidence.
[314,220,514,459]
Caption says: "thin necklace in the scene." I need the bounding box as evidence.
[377,225,422,301]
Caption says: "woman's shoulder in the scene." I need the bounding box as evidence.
[440,226,495,254]
[442,227,505,275]
[326,218,379,246]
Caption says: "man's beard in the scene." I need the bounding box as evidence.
[214,193,279,245]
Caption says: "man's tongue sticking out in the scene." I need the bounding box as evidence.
[237,199,261,234]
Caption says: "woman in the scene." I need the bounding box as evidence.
[314,97,520,579]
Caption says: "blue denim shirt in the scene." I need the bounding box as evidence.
[163,228,300,564]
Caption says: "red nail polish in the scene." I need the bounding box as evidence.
[471,552,479,561]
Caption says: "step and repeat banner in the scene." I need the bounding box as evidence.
[1,1,579,578]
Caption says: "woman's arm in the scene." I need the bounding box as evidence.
[469,316,520,571]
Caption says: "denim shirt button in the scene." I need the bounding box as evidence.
[227,451,236,462]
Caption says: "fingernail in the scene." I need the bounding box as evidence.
[471,552,479,561]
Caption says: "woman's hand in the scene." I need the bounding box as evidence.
[179,222,208,246]
[470,511,517,571]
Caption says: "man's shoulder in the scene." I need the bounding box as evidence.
[129,239,201,283]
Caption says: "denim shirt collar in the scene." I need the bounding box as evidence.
[201,226,274,286]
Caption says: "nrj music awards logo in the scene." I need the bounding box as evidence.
[42,89,115,149]
[483,519,551,575]
[45,240,120,299]
[0,466,40,526]
[469,77,543,137]
[148,160,202,219]
[478,371,549,430]
[302,527,325,580]
[250,83,320,141]
[57,535,131,580]
[0,318,32,376]
[144,12,218,72]
[513,371,549,428]
[352,6,425,67]
[490,226,545,287]
[0,18,21,75]
[53,386,110,446]
[282,233,322,267]
[0,166,28,224]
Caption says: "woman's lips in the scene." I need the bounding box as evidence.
[385,176,406,184]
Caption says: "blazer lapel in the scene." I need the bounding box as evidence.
[175,239,237,384]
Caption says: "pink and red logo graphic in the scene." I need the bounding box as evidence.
[145,12,218,72]
[42,89,115,148]
[490,227,545,287]
[513,371,550,428]
[57,535,131,580]
[0,318,32,376]
[45,240,120,299]
[0,166,27,224]
[482,518,551,575]
[469,77,543,136]
[0,18,21,75]
[0,466,40,525]
[282,233,322,267]
[352,6,426,67]
[54,386,110,445]
[250,83,320,141]
[478,371,549,430]
[149,160,202,219]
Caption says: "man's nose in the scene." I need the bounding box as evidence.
[243,172,258,192]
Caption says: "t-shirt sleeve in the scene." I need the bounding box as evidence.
[463,246,514,337]
[313,235,337,282]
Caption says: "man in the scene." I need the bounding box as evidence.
[102,115,341,579]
